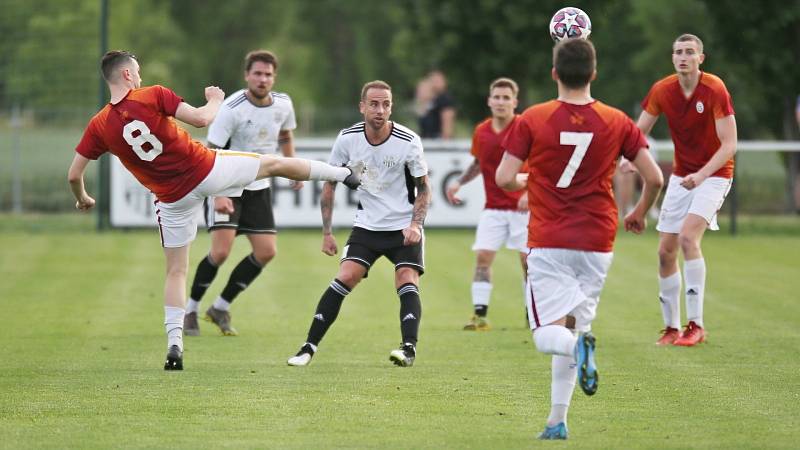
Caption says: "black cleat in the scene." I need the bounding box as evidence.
[389,343,416,367]
[342,161,365,190]
[164,345,183,371]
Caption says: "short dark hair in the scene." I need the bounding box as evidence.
[674,33,704,54]
[245,50,278,72]
[489,77,519,96]
[553,39,596,89]
[101,50,137,82]
[360,80,392,100]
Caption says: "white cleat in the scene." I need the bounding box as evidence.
[287,344,315,366]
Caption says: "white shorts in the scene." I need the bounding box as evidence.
[656,175,732,233]
[155,152,260,248]
[472,209,529,252]
[526,248,613,332]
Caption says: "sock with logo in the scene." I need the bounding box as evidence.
[658,271,682,329]
[683,258,706,328]
[547,354,577,426]
[306,279,351,346]
[189,254,219,303]
[398,283,422,346]
[219,253,264,304]
[471,281,491,317]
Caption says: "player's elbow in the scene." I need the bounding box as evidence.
[495,172,514,191]
[646,170,664,190]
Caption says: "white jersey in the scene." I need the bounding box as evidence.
[207,89,297,190]
[329,121,428,231]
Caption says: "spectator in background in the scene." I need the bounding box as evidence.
[418,70,457,139]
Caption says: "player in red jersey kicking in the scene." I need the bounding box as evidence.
[637,34,737,347]
[497,38,663,440]
[68,51,361,370]
[446,77,529,331]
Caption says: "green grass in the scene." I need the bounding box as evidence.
[0,215,798,449]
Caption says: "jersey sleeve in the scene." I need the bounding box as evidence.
[154,85,183,117]
[469,124,481,158]
[74,118,106,160]
[502,118,533,162]
[206,104,234,148]
[328,134,349,167]
[640,83,662,116]
[405,136,429,178]
[281,96,297,131]
[711,82,735,119]
[619,116,648,162]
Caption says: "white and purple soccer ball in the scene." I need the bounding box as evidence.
[549,7,592,42]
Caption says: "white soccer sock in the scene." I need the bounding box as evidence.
[164,306,184,351]
[533,325,577,358]
[307,160,350,182]
[548,355,577,426]
[658,271,682,329]
[683,258,706,328]
[186,298,201,314]
[471,281,492,307]
[213,296,231,312]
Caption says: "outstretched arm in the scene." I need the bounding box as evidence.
[175,86,225,128]
[404,175,431,245]
[624,148,664,234]
[320,181,338,255]
[67,154,95,211]
[446,158,480,205]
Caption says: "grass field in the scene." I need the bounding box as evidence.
[0,214,798,449]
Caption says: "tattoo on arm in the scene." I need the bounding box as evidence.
[411,175,431,227]
[458,160,481,185]
[278,130,294,157]
[320,181,336,234]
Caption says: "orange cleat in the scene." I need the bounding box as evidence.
[655,327,681,346]
[673,321,706,346]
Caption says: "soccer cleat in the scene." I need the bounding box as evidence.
[164,345,183,371]
[538,422,568,440]
[463,315,491,331]
[575,332,598,396]
[204,306,238,336]
[184,311,200,336]
[673,321,706,346]
[287,344,316,366]
[342,161,365,190]
[389,343,416,367]
[655,327,680,346]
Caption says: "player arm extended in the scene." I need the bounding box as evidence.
[624,149,664,234]
[67,154,95,211]
[495,153,527,192]
[445,158,480,205]
[174,86,225,128]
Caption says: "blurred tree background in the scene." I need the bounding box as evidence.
[0,0,799,211]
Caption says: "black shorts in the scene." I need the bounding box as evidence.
[204,187,276,235]
[341,226,425,277]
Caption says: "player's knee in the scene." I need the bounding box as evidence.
[678,233,700,255]
[253,247,276,265]
[210,249,231,265]
[395,267,419,287]
[657,244,677,266]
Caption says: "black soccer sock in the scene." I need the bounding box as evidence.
[398,283,422,346]
[219,253,264,304]
[189,254,220,301]
[474,304,489,317]
[306,279,350,346]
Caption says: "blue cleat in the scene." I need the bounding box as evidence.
[538,422,568,440]
[575,332,598,395]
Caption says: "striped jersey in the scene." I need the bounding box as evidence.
[207,89,297,190]
[329,121,428,231]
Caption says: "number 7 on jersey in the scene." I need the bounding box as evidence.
[556,132,594,188]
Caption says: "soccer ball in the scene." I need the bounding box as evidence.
[549,7,592,42]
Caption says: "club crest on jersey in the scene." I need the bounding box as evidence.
[695,101,704,113]
[382,156,398,168]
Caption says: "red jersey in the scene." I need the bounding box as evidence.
[641,72,735,178]
[503,100,647,252]
[75,85,216,203]
[470,117,525,210]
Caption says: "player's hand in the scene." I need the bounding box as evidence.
[680,172,706,190]
[517,193,529,212]
[214,197,234,214]
[515,172,529,189]
[290,180,304,191]
[623,210,647,234]
[75,194,96,211]
[321,233,338,256]
[445,182,462,205]
[205,86,225,103]
[402,223,423,246]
